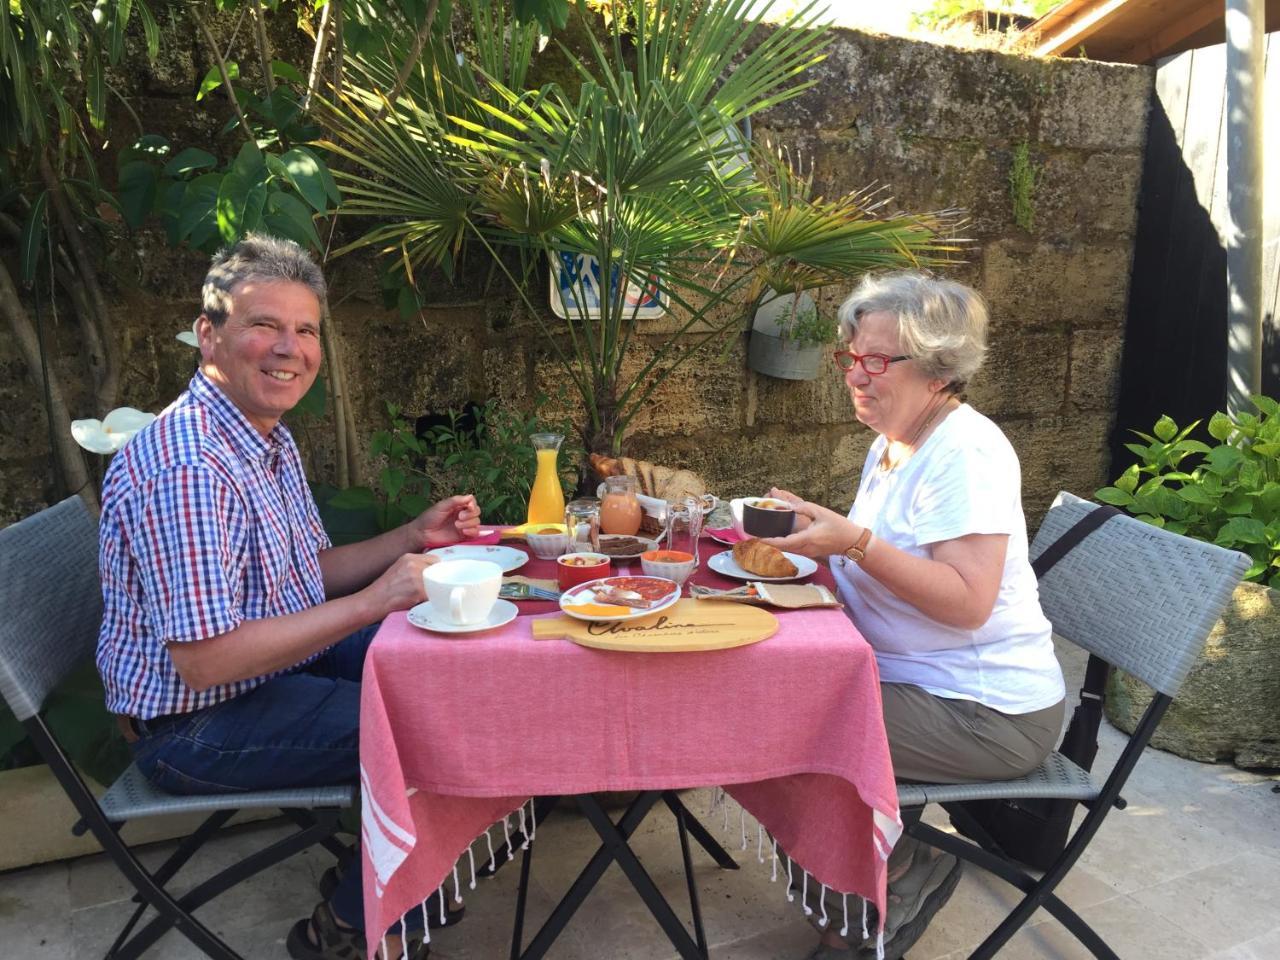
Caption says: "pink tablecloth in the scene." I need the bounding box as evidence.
[358,541,900,954]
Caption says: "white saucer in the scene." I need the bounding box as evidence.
[407,598,519,634]
[426,544,528,573]
[708,549,817,582]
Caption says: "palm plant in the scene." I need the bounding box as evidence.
[318,0,965,457]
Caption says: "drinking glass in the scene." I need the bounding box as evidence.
[565,498,602,553]
[665,497,704,594]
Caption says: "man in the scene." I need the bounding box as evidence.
[97,234,478,959]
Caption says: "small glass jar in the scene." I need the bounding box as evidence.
[565,498,602,553]
[599,475,642,536]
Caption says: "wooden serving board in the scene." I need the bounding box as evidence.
[531,599,777,652]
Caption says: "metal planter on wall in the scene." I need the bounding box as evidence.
[747,290,822,380]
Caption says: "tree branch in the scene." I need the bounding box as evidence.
[375,0,440,119]
[249,0,276,97]
[302,0,333,113]
[0,259,98,512]
[191,8,255,145]
[37,149,120,415]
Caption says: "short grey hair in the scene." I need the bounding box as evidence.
[837,271,988,392]
[201,233,327,326]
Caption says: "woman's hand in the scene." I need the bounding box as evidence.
[766,487,813,532]
[760,499,858,559]
[409,494,482,548]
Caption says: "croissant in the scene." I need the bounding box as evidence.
[732,539,798,578]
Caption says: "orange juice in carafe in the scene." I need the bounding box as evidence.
[527,434,566,525]
[600,475,642,535]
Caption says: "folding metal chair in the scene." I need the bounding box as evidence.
[897,491,1251,960]
[0,497,355,960]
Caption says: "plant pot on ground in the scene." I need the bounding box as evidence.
[1096,397,1280,769]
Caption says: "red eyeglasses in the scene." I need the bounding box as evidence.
[832,351,910,375]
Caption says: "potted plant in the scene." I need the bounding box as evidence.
[1095,395,1280,768]
[315,0,964,459]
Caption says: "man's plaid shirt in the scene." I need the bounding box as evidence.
[96,370,331,719]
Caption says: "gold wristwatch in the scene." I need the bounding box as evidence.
[843,526,872,564]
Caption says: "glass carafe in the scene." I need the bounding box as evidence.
[599,475,642,536]
[526,433,566,526]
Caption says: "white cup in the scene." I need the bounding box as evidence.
[422,559,502,625]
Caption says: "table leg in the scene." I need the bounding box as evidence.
[515,791,661,960]
[510,837,534,960]
[577,794,707,960]
[673,798,709,956]
[662,791,739,871]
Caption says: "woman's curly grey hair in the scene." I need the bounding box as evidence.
[201,233,327,326]
[837,271,988,392]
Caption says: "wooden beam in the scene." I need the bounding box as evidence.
[1034,0,1134,57]
[1117,3,1224,64]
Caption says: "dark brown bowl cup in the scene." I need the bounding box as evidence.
[742,498,796,538]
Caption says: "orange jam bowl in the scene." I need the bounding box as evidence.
[640,549,697,583]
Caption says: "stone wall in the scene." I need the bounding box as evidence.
[0,24,1153,528]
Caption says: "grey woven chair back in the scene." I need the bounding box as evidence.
[0,496,102,721]
[1032,492,1250,697]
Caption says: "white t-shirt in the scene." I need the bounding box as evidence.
[831,404,1065,714]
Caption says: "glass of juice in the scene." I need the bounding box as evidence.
[600,475,642,536]
[526,433,566,525]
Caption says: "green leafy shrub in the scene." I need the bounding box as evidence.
[1096,396,1280,588]
[320,398,580,536]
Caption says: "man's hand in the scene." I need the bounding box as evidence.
[409,494,482,549]
[363,552,440,619]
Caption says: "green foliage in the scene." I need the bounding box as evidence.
[1008,140,1039,232]
[318,0,965,453]
[320,397,580,537]
[114,32,340,253]
[1096,397,1280,589]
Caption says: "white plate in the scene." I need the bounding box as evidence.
[426,544,528,573]
[407,598,519,634]
[560,575,680,622]
[707,549,817,582]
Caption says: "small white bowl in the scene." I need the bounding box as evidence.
[640,549,697,584]
[525,528,571,559]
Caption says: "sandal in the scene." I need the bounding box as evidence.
[855,853,962,960]
[318,865,466,929]
[286,902,430,960]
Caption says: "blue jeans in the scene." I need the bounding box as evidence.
[130,624,386,931]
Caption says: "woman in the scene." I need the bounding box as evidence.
[763,272,1066,959]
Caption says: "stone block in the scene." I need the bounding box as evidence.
[769,30,1047,145]
[750,353,856,427]
[1068,329,1125,413]
[626,429,832,504]
[1106,582,1280,769]
[965,331,1068,417]
[617,337,746,439]
[998,413,1114,527]
[982,240,1131,330]
[1039,61,1154,152]
[1032,151,1145,243]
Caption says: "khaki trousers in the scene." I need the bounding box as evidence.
[881,682,1065,784]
